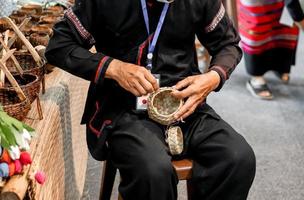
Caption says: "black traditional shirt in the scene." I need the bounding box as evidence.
[45,0,242,124]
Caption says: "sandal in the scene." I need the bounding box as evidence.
[246,80,273,100]
[274,72,290,84]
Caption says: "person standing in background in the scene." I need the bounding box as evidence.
[238,0,304,100]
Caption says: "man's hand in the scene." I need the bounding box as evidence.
[105,59,159,96]
[171,70,221,121]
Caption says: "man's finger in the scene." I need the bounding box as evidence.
[179,102,199,120]
[138,76,154,93]
[130,87,141,97]
[134,81,148,96]
[171,86,194,99]
[174,78,192,90]
[126,81,141,97]
[143,70,159,91]
[174,97,197,119]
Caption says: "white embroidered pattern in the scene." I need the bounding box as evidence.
[205,3,225,33]
[64,8,95,44]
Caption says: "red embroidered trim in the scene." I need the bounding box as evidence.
[205,3,225,33]
[89,102,101,136]
[210,65,228,80]
[137,35,154,66]
[94,56,109,83]
[65,8,95,44]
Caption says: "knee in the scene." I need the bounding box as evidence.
[225,136,256,178]
[135,157,176,184]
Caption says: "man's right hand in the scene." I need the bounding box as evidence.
[105,59,159,96]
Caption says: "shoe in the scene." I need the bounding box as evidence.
[246,80,273,100]
[274,72,290,84]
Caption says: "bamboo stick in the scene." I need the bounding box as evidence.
[0,36,24,75]
[0,32,9,86]
[4,17,43,68]
[0,18,31,51]
[0,50,5,87]
[0,50,27,101]
[0,49,16,64]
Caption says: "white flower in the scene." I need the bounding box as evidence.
[22,129,32,142]
[20,140,30,151]
[8,146,20,160]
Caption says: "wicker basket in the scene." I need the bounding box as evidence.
[31,25,53,35]
[22,4,43,14]
[9,13,26,25]
[19,25,32,36]
[45,6,64,15]
[147,87,183,126]
[165,126,184,155]
[29,33,49,46]
[0,18,10,32]
[5,73,40,103]
[40,16,60,28]
[0,88,31,120]
[17,9,36,17]
[6,51,45,81]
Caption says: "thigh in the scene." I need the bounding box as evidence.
[183,104,256,200]
[183,104,255,165]
[107,111,171,169]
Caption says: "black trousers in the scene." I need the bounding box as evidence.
[107,104,256,200]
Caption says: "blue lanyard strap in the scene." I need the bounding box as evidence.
[140,0,169,70]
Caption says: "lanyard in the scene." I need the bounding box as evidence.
[140,0,169,70]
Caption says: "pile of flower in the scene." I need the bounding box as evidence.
[0,106,35,181]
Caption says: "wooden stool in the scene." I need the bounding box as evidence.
[99,159,193,200]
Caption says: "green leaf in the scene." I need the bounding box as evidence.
[0,123,17,146]
[1,136,10,150]
[22,123,35,132]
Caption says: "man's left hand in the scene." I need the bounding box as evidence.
[171,70,221,121]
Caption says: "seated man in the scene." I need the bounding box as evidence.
[45,0,256,199]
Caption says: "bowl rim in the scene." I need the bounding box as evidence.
[150,87,183,118]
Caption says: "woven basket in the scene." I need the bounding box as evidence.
[6,51,45,81]
[39,16,60,28]
[45,6,64,15]
[29,33,49,46]
[166,126,184,155]
[9,13,26,25]
[0,88,31,120]
[17,9,36,17]
[5,30,25,49]
[22,4,43,14]
[31,25,53,35]
[0,18,10,32]
[5,73,40,103]
[22,26,32,36]
[147,87,183,126]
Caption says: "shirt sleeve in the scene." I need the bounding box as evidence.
[195,0,243,91]
[285,0,304,22]
[45,0,113,86]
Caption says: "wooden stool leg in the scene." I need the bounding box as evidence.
[99,160,117,200]
[187,180,193,200]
